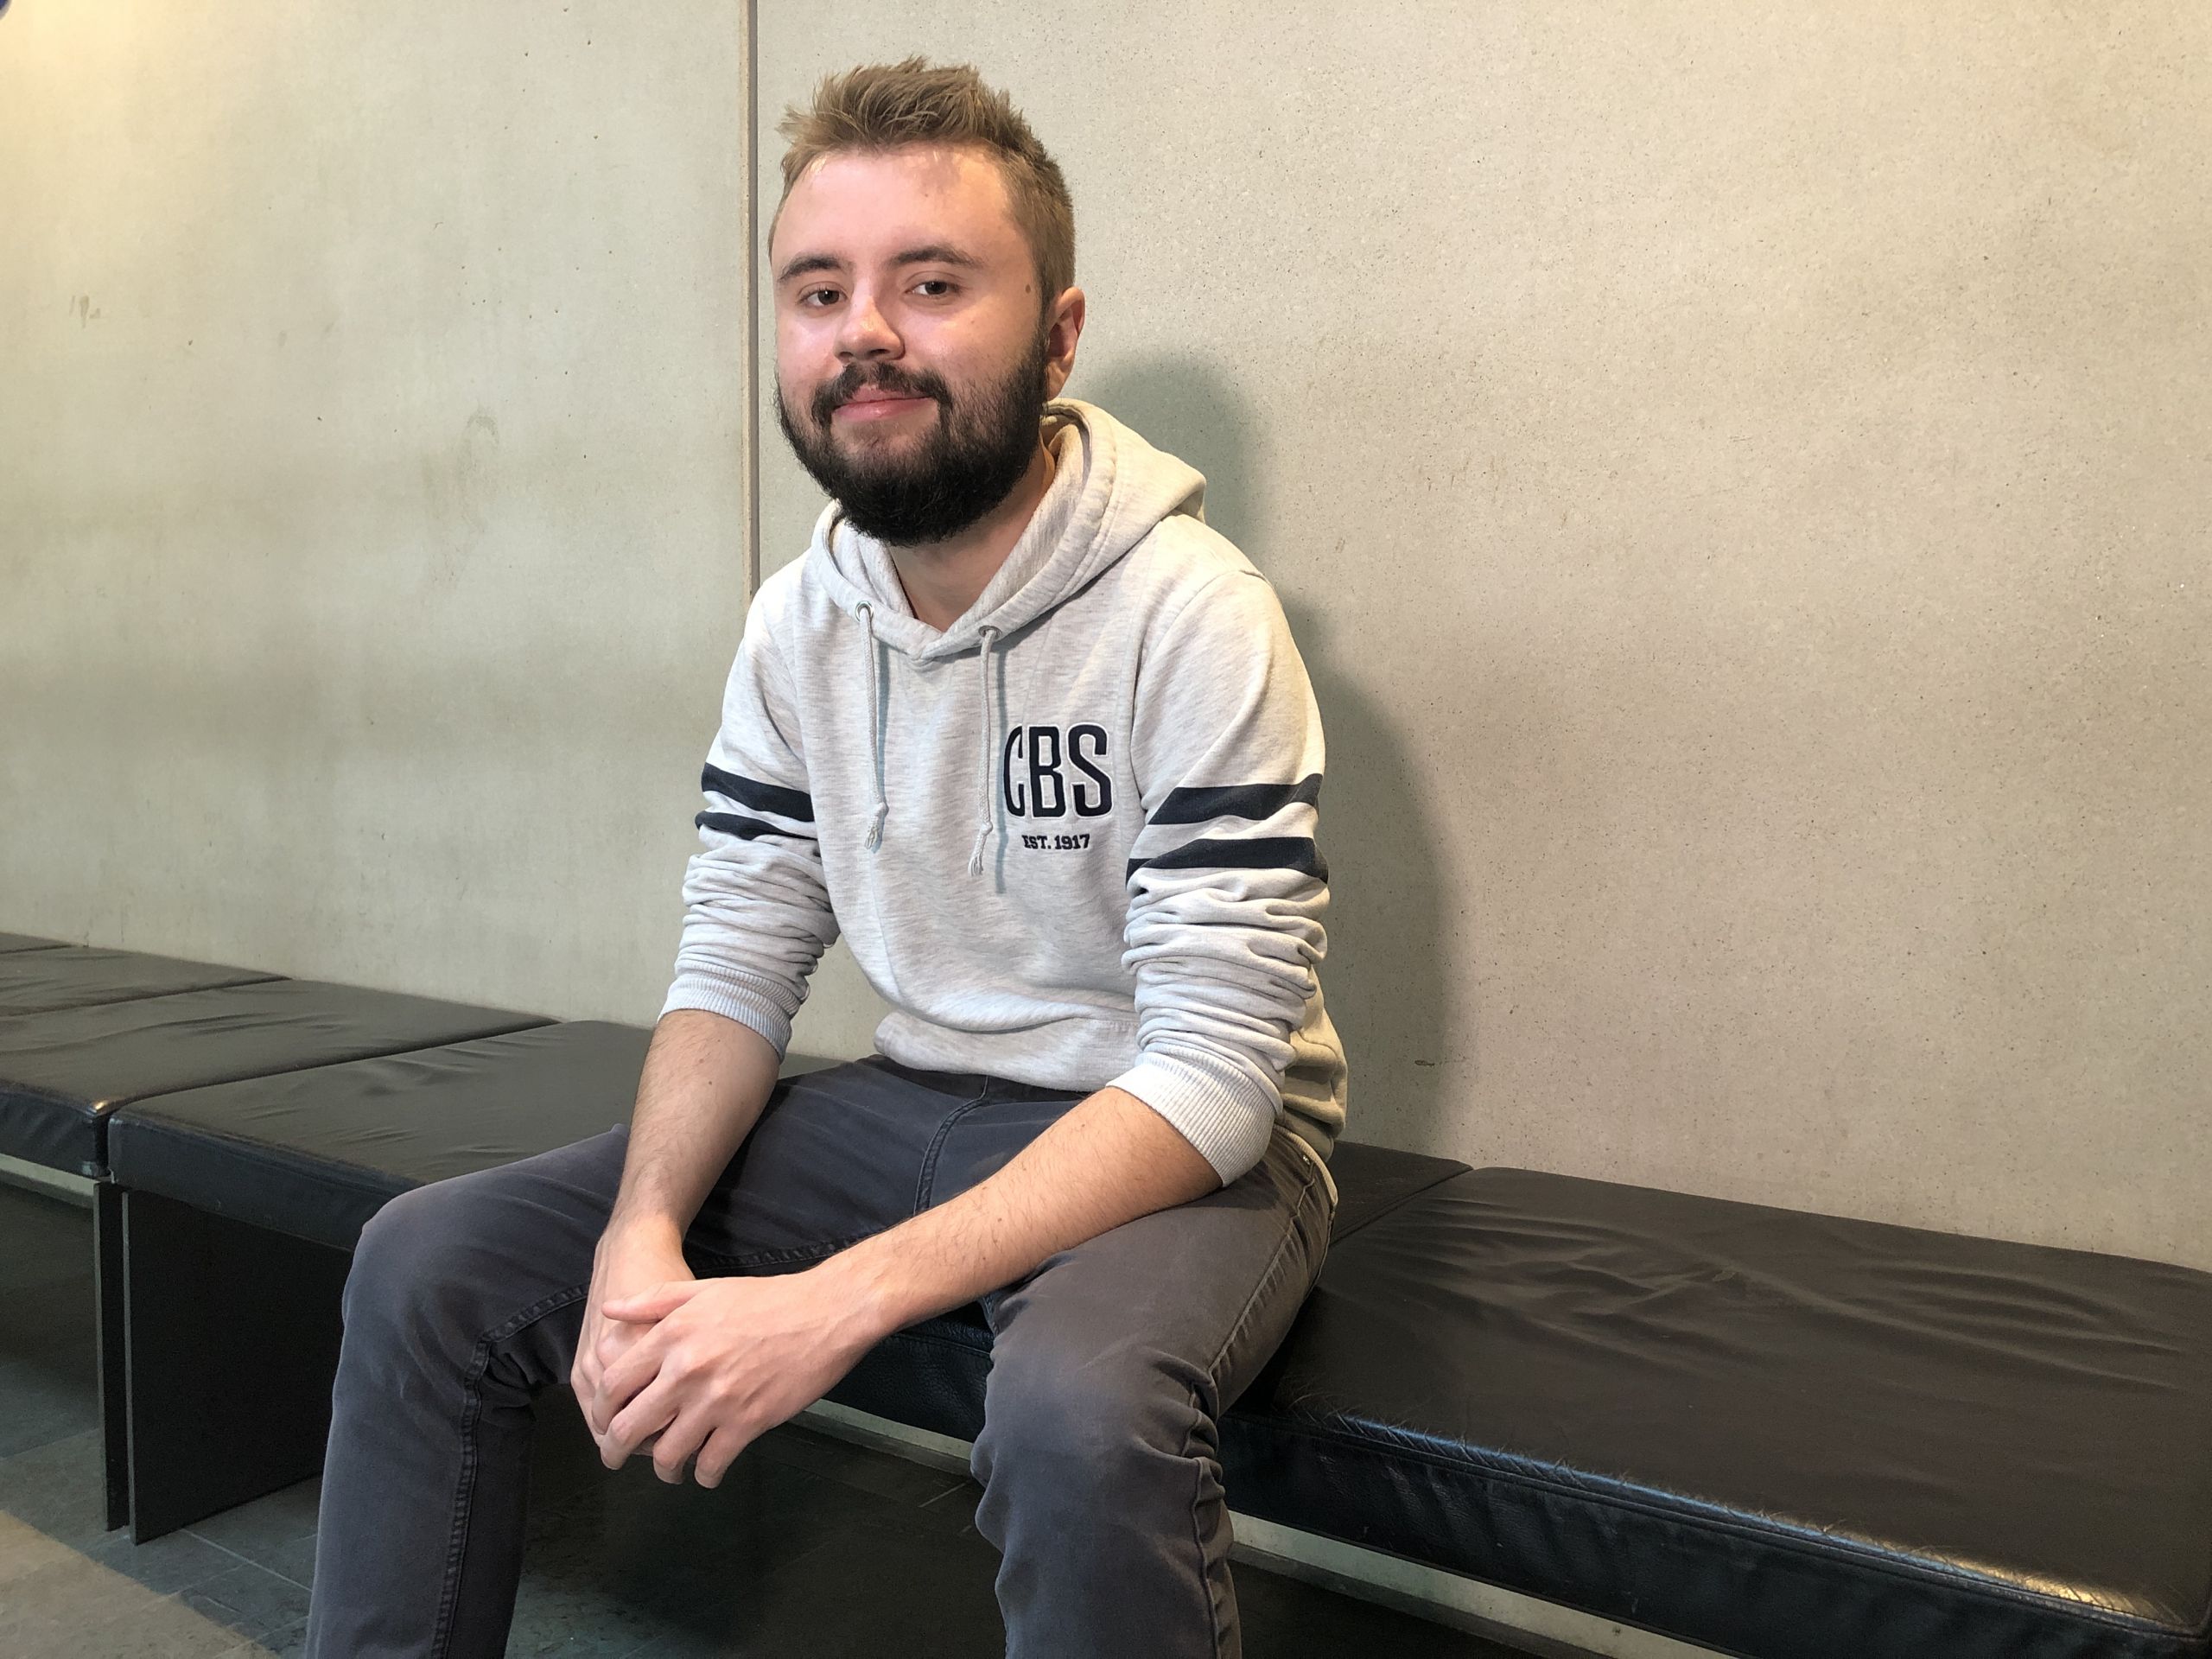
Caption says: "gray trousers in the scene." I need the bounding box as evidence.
[303,1056,1333,1658]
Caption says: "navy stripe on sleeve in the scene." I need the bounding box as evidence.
[1150,773,1323,826]
[696,811,811,843]
[1126,836,1328,884]
[702,763,814,823]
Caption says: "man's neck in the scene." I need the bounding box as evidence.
[883,440,1056,632]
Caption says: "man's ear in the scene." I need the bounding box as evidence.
[1043,287,1087,401]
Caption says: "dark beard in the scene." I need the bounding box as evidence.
[775,331,1051,546]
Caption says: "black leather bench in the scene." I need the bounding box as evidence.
[0,975,549,1529]
[0,943,281,1018]
[96,1026,1468,1541]
[0,976,549,1179]
[94,1021,656,1540]
[110,1020,655,1249]
[810,1167,2212,1659]
[1225,1168,2212,1659]
[80,1016,2212,1656]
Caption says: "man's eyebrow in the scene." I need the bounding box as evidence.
[775,252,847,284]
[887,243,984,271]
[773,245,986,285]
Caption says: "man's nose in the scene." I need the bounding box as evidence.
[836,292,899,360]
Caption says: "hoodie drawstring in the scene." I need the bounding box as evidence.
[968,626,1001,877]
[858,603,888,852]
[856,607,999,877]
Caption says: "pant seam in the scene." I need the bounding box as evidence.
[1203,1147,1323,1390]
[912,1087,998,1214]
[1181,1143,1325,1657]
[1179,1379,1228,1657]
[427,1283,588,1656]
[692,1233,875,1273]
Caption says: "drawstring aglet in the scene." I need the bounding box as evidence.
[967,822,991,876]
[866,801,887,853]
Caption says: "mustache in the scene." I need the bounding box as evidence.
[811,363,952,428]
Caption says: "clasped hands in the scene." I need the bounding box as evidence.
[571,1222,884,1490]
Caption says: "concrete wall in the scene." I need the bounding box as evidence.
[754,3,2212,1266]
[1,2,750,1023]
[6,3,2205,1267]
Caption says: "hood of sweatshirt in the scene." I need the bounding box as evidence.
[804,399,1211,870]
[667,396,1346,1190]
[804,398,1208,660]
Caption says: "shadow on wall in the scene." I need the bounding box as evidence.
[1082,358,1463,1154]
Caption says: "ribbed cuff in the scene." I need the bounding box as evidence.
[1109,1051,1279,1185]
[658,976,793,1057]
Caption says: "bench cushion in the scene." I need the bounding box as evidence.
[1217,1166,2212,1659]
[109,1023,654,1248]
[0,932,65,954]
[0,981,549,1175]
[107,1038,1465,1261]
[115,1031,2209,1656]
[821,1139,1471,1463]
[79,1008,2212,1657]
[0,944,280,1015]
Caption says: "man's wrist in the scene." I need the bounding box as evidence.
[600,1209,686,1261]
[812,1235,911,1349]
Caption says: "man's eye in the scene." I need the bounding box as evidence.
[912,279,955,298]
[800,288,842,308]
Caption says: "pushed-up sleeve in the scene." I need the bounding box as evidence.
[659,603,840,1054]
[1111,570,1329,1185]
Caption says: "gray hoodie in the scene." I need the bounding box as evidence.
[662,400,1346,1192]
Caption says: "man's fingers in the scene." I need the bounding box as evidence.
[601,1281,702,1324]
[582,1373,618,1440]
[577,1316,642,1437]
[692,1423,753,1490]
[594,1314,654,1372]
[573,1319,610,1431]
[601,1376,681,1470]
[649,1405,715,1484]
[595,1324,674,1421]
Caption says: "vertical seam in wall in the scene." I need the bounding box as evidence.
[742,0,761,601]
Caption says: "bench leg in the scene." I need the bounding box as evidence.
[121,1189,352,1545]
[94,1181,130,1531]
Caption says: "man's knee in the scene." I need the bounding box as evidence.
[344,1177,506,1361]
[974,1344,1212,1500]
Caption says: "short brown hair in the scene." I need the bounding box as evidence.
[773,59,1076,313]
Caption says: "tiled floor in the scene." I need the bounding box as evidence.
[0,1182,1520,1656]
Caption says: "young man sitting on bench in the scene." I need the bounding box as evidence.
[305,59,1345,1659]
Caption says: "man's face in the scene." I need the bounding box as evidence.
[771,144,1081,546]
